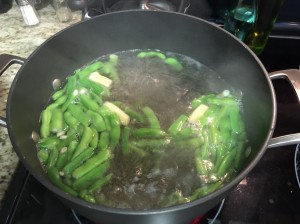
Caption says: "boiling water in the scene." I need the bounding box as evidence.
[91,50,233,209]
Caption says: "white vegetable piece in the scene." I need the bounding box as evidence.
[188,104,209,123]
[89,72,113,88]
[103,102,130,126]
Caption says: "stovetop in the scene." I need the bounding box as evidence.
[1,2,300,224]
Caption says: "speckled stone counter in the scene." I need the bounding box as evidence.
[0,2,81,205]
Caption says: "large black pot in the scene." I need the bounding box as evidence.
[1,10,300,224]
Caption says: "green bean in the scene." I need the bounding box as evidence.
[121,127,131,155]
[62,147,95,176]
[191,94,216,109]
[81,194,96,203]
[47,95,68,110]
[142,106,160,129]
[137,51,166,60]
[87,110,106,132]
[234,141,246,171]
[80,94,101,112]
[55,147,68,170]
[132,139,169,149]
[68,104,90,127]
[72,149,112,179]
[76,61,104,79]
[174,138,202,150]
[65,76,77,95]
[37,149,49,163]
[72,160,110,190]
[72,126,94,159]
[61,91,78,112]
[210,106,231,144]
[128,144,147,157]
[38,136,61,149]
[217,147,237,177]
[124,107,145,124]
[198,105,219,127]
[109,114,120,150]
[230,105,244,134]
[87,173,113,193]
[63,111,79,128]
[161,190,188,207]
[47,166,78,196]
[89,126,99,148]
[98,131,110,150]
[174,127,195,139]
[109,54,118,65]
[199,131,209,159]
[132,128,166,138]
[79,76,105,95]
[207,97,237,106]
[50,109,64,133]
[90,91,103,104]
[164,57,183,72]
[101,63,118,81]
[40,109,52,138]
[168,115,188,136]
[67,140,78,162]
[52,88,65,101]
[188,181,221,201]
[46,148,59,168]
[195,158,214,175]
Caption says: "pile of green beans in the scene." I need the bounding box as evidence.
[37,51,248,207]
[37,55,120,202]
[161,91,248,207]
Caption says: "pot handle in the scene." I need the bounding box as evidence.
[268,69,300,148]
[0,54,25,128]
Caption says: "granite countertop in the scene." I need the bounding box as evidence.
[0,2,81,206]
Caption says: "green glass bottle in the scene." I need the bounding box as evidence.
[244,0,284,55]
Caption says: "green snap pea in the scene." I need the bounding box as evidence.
[98,131,110,150]
[164,57,183,72]
[142,106,160,129]
[109,114,120,150]
[47,166,78,196]
[72,126,94,159]
[80,94,101,112]
[168,115,188,136]
[121,127,131,155]
[40,109,52,138]
[132,128,166,138]
[68,104,90,127]
[87,173,113,193]
[37,149,49,163]
[72,149,112,179]
[87,110,106,132]
[62,147,95,176]
[72,160,110,191]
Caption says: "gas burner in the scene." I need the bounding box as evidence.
[70,199,225,224]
